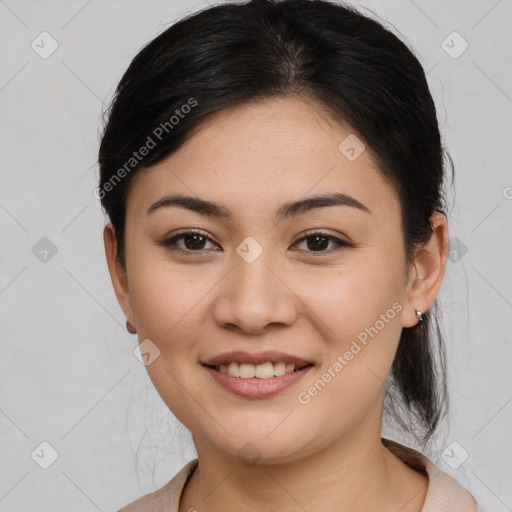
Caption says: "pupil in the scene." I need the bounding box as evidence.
[308,235,328,251]
[185,234,206,250]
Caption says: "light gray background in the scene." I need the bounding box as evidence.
[1,0,511,510]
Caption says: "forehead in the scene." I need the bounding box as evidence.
[126,95,400,225]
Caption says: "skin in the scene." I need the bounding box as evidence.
[104,95,449,512]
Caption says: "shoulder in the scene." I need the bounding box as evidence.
[116,459,198,512]
[382,438,480,512]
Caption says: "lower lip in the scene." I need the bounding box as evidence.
[202,365,314,398]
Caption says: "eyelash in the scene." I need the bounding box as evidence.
[160,229,352,256]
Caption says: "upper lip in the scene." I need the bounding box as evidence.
[201,350,313,367]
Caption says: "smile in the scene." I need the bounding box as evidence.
[201,359,313,398]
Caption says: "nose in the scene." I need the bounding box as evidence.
[211,250,298,335]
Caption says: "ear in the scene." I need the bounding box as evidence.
[402,212,449,328]
[103,223,135,326]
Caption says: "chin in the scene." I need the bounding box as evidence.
[192,413,323,466]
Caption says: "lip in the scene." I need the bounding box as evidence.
[203,364,314,398]
[201,350,313,367]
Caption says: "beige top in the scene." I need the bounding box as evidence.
[117,438,481,512]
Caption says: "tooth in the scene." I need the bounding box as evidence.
[239,363,256,378]
[255,362,274,379]
[227,362,240,377]
[273,362,286,376]
[220,361,305,378]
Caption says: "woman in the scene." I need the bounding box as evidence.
[98,0,482,510]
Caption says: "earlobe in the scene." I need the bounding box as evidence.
[126,320,137,334]
[402,212,449,328]
[103,223,135,327]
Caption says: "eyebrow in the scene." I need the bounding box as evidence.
[146,192,371,221]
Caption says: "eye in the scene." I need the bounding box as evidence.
[160,229,352,255]
[160,229,219,254]
[291,231,352,254]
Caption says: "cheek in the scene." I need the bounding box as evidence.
[127,246,213,342]
[296,252,405,406]
[125,252,214,424]
[297,250,405,342]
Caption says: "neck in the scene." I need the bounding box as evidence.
[180,427,428,512]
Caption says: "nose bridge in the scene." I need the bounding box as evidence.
[212,241,297,332]
[236,246,274,294]
[233,233,278,294]
[232,245,279,309]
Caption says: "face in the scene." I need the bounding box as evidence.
[105,95,446,465]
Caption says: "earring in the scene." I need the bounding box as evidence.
[126,320,137,334]
[414,309,423,323]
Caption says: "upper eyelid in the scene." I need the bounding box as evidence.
[292,231,350,249]
[168,228,219,244]
[166,228,344,241]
